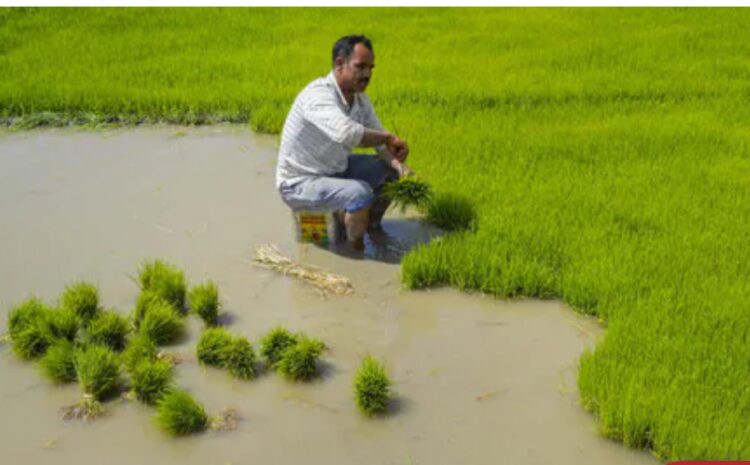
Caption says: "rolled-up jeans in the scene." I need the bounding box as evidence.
[278,154,398,213]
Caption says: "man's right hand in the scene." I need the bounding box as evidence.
[386,135,409,162]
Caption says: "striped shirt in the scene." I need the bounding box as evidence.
[275,71,385,188]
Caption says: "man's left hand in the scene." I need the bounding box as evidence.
[386,136,409,162]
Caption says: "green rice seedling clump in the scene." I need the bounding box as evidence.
[12,326,51,359]
[40,339,77,383]
[131,359,173,404]
[353,355,392,416]
[138,260,187,312]
[196,327,233,366]
[75,345,121,400]
[426,192,477,232]
[224,337,256,380]
[188,281,219,326]
[7,297,47,339]
[86,311,130,351]
[40,307,80,342]
[133,290,168,329]
[122,334,159,373]
[60,281,99,324]
[276,337,323,381]
[155,389,208,436]
[382,177,433,213]
[259,327,298,367]
[138,300,184,346]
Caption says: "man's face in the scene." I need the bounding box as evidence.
[336,43,375,94]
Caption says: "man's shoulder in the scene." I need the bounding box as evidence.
[297,75,335,102]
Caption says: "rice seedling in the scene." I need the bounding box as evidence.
[196,327,233,367]
[12,326,51,359]
[138,300,185,346]
[75,345,121,400]
[224,337,256,380]
[122,334,159,373]
[155,389,208,436]
[353,355,392,416]
[259,326,298,367]
[382,177,433,213]
[130,359,174,404]
[188,281,220,326]
[426,192,477,232]
[133,290,168,329]
[138,259,187,312]
[60,281,99,324]
[276,337,323,382]
[39,307,80,342]
[39,339,77,383]
[253,244,355,296]
[7,297,47,339]
[86,310,130,351]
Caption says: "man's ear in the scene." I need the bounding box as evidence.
[334,55,345,69]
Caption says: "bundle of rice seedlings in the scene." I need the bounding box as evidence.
[353,355,392,416]
[13,326,51,359]
[155,389,208,436]
[224,337,256,380]
[40,307,79,342]
[276,337,323,382]
[382,177,433,213]
[138,300,185,345]
[131,359,174,404]
[39,339,77,383]
[259,327,299,367]
[426,192,477,232]
[75,345,121,401]
[122,334,159,373]
[253,245,354,296]
[7,297,47,339]
[133,290,168,329]
[196,327,233,366]
[138,260,187,312]
[60,281,100,325]
[188,281,219,326]
[87,311,130,351]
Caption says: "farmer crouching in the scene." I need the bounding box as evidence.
[275,34,413,252]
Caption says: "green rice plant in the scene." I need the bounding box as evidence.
[196,327,233,367]
[138,300,185,346]
[60,281,99,324]
[130,359,174,404]
[86,311,130,351]
[224,337,256,380]
[155,389,208,436]
[382,177,433,213]
[133,290,168,329]
[188,281,220,326]
[426,192,477,232]
[39,307,80,342]
[7,297,47,339]
[12,326,51,359]
[122,334,159,373]
[138,259,187,312]
[259,327,298,367]
[39,339,77,383]
[75,345,121,400]
[353,355,392,416]
[276,337,323,382]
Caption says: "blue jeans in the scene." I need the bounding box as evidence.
[279,155,398,213]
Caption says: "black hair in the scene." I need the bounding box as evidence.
[332,35,373,67]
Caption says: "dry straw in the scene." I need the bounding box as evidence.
[252,244,354,296]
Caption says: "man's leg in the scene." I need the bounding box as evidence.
[344,207,369,251]
[342,155,399,231]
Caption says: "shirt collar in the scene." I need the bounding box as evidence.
[327,70,357,110]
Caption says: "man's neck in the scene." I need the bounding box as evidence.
[333,72,355,106]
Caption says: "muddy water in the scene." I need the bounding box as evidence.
[0,126,655,465]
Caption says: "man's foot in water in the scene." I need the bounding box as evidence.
[367,223,390,246]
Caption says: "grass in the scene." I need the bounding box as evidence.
[276,337,323,382]
[426,192,477,232]
[130,359,174,404]
[382,177,433,213]
[86,310,130,351]
[196,327,233,366]
[2,7,750,459]
[353,355,392,416]
[138,299,185,345]
[39,307,80,342]
[39,339,77,383]
[75,345,121,400]
[133,290,168,329]
[122,334,159,373]
[259,326,299,368]
[138,260,187,312]
[188,281,219,326]
[7,297,47,339]
[224,337,256,380]
[60,281,100,324]
[155,389,208,436]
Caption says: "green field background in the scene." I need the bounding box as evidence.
[2,7,750,460]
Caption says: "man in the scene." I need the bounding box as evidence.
[276,35,413,252]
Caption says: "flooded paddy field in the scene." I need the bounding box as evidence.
[0,126,656,465]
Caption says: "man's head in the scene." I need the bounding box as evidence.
[332,35,374,95]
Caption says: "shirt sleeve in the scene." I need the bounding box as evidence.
[302,95,365,149]
[360,95,388,155]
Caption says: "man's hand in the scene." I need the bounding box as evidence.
[390,158,414,178]
[386,135,409,162]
